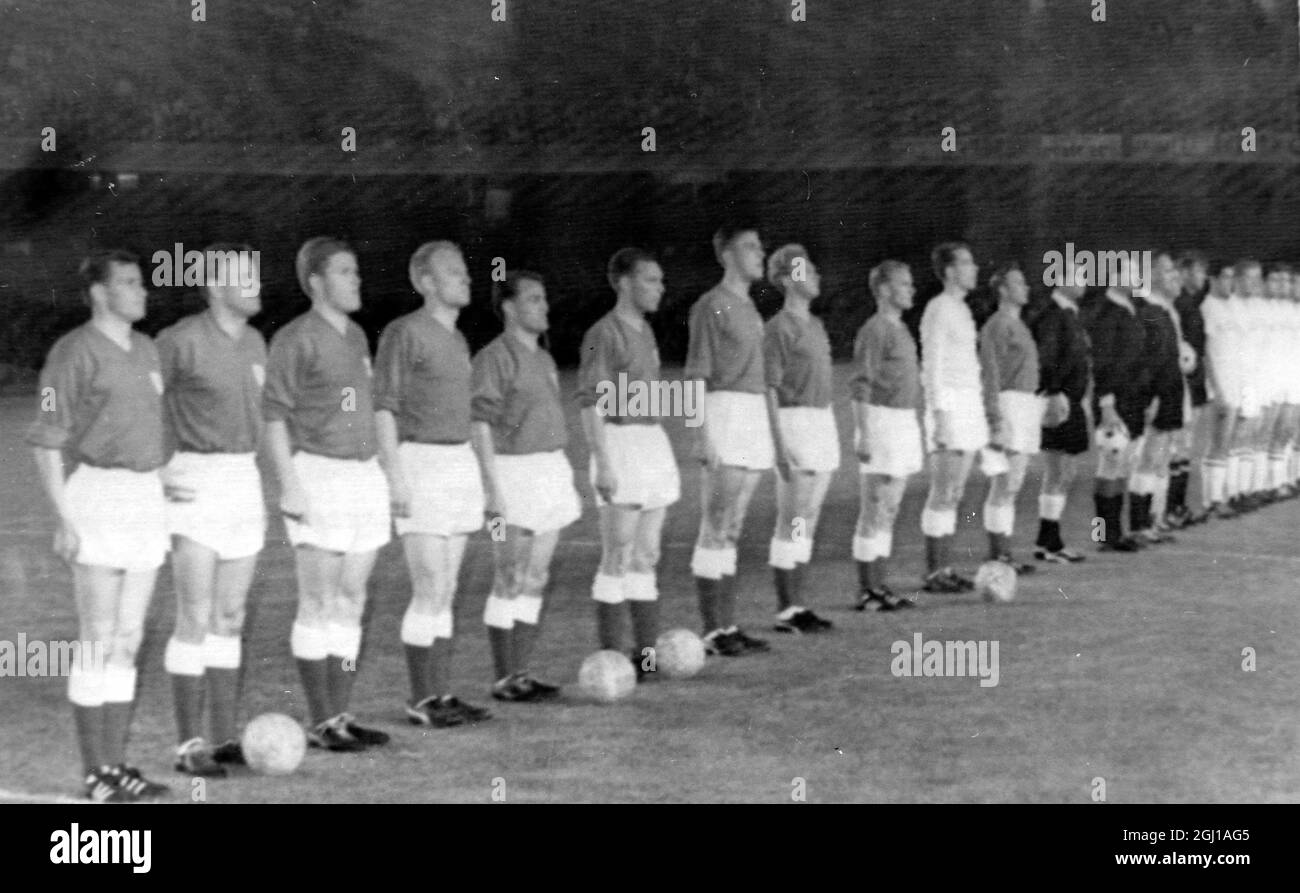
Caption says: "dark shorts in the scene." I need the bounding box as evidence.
[1152,380,1185,433]
[1042,398,1089,455]
[1096,393,1148,442]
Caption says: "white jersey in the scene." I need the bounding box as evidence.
[919,292,982,412]
[1201,295,1241,405]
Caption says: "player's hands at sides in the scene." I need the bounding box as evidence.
[52,515,79,564]
[1144,396,1160,425]
[484,485,507,525]
[593,458,618,505]
[696,427,720,471]
[1044,393,1070,428]
[279,479,313,528]
[160,466,197,503]
[932,409,953,452]
[388,474,412,519]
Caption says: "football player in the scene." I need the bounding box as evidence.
[28,250,171,800]
[684,225,774,655]
[263,238,391,751]
[576,248,681,677]
[472,271,582,701]
[156,243,267,776]
[1198,261,1241,519]
[1167,251,1208,526]
[374,241,493,727]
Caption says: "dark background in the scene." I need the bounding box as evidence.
[1,0,1298,373]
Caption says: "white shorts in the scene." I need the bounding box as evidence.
[590,423,680,510]
[924,389,990,453]
[777,406,840,473]
[66,465,169,571]
[165,452,266,560]
[285,452,391,554]
[396,442,485,537]
[856,403,924,478]
[705,390,774,470]
[996,391,1044,455]
[495,450,582,533]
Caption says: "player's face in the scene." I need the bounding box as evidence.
[508,278,549,334]
[628,261,665,313]
[999,269,1029,307]
[313,251,361,313]
[1181,263,1207,295]
[791,257,821,299]
[1241,266,1263,297]
[886,268,915,310]
[1155,255,1179,298]
[96,261,148,323]
[426,248,471,308]
[947,248,977,292]
[1063,261,1088,300]
[724,231,765,283]
[218,256,262,318]
[1210,267,1233,299]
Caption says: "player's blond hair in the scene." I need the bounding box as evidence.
[868,260,909,298]
[766,243,809,289]
[408,241,461,292]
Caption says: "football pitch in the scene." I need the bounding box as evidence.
[1,365,1298,804]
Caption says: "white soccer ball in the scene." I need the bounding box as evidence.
[241,713,307,776]
[654,629,707,679]
[577,650,637,703]
[975,560,1017,603]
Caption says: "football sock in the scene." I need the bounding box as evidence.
[1168,461,1189,513]
[164,638,205,744]
[203,635,241,744]
[694,577,719,632]
[856,559,877,592]
[73,706,105,775]
[291,623,332,725]
[596,603,625,651]
[101,665,137,767]
[715,575,737,629]
[629,600,660,664]
[772,568,795,611]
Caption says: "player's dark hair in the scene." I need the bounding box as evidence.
[868,260,909,298]
[79,249,140,305]
[1177,250,1208,271]
[296,236,353,298]
[988,259,1022,294]
[492,269,545,320]
[201,242,256,297]
[607,247,658,290]
[712,224,759,263]
[931,241,971,281]
[1210,259,1234,277]
[1233,257,1261,279]
[1265,261,1293,277]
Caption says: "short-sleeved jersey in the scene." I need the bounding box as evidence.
[1137,296,1183,395]
[156,310,267,454]
[684,284,766,394]
[979,311,1040,395]
[373,309,473,444]
[1174,287,1207,405]
[263,310,377,461]
[763,309,833,408]
[851,313,921,410]
[26,323,166,471]
[919,293,982,410]
[1031,294,1091,402]
[471,333,568,454]
[1200,295,1239,397]
[1086,291,1150,404]
[575,310,664,425]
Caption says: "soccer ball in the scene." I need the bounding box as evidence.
[241,713,307,775]
[577,650,637,703]
[975,560,1017,603]
[654,629,706,679]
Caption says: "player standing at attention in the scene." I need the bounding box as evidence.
[374,241,492,727]
[1286,269,1300,493]
[850,260,922,611]
[1167,251,1208,526]
[156,244,266,777]
[1030,258,1091,563]
[763,244,837,632]
[263,237,391,751]
[576,249,681,676]
[918,242,987,593]
[1228,259,1266,513]
[684,225,774,655]
[1197,261,1241,519]
[472,271,581,701]
[1261,263,1294,502]
[1085,254,1149,553]
[977,261,1042,572]
[1127,251,1184,544]
[28,250,170,800]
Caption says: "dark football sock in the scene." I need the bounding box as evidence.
[695,576,720,632]
[325,654,357,718]
[715,574,737,629]
[170,672,205,744]
[404,645,431,703]
[629,600,660,661]
[856,559,876,593]
[596,602,625,651]
[427,638,454,698]
[295,658,332,726]
[487,625,514,681]
[101,700,133,767]
[73,706,105,774]
[206,667,239,744]
[511,621,540,674]
[772,567,795,611]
